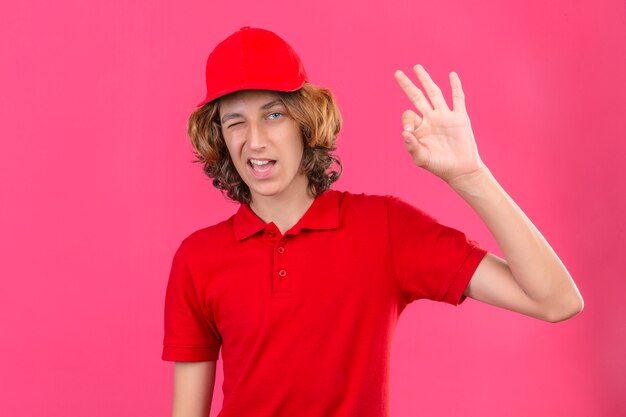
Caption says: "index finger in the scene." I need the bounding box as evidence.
[394,69,433,116]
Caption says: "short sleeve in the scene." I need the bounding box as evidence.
[386,195,488,306]
[162,243,222,361]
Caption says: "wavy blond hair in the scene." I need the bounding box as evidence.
[187,82,343,204]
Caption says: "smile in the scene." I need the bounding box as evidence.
[248,158,276,177]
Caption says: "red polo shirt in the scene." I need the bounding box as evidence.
[162,189,488,417]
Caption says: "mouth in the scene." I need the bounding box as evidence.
[247,158,277,178]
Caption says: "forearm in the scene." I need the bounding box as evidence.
[448,165,583,314]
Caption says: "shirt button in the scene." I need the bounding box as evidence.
[278,269,287,278]
[277,246,285,254]
[268,231,276,238]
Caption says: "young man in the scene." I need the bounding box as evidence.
[162,26,584,417]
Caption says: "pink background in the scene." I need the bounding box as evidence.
[1,0,624,416]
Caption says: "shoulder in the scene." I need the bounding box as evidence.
[331,189,401,227]
[333,188,395,210]
[177,215,237,259]
[336,189,437,226]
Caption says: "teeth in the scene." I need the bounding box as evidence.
[250,159,271,165]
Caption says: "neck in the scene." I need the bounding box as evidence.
[249,178,315,235]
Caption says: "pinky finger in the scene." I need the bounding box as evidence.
[449,72,466,113]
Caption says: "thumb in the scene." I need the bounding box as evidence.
[401,130,430,168]
[401,109,422,132]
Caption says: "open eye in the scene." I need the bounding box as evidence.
[267,112,283,120]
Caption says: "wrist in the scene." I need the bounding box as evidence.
[447,164,505,205]
[448,163,492,191]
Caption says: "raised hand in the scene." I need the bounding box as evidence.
[393,64,486,185]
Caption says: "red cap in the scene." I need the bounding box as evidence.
[196,27,309,107]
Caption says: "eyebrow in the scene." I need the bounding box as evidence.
[220,100,284,124]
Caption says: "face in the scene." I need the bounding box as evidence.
[218,89,308,204]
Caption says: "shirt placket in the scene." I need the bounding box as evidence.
[264,223,293,297]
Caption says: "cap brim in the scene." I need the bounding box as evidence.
[195,79,307,108]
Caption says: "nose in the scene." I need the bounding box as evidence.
[246,120,268,150]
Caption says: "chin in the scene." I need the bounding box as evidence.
[248,184,284,198]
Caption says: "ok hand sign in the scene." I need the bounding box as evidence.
[394,64,486,185]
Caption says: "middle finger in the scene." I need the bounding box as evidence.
[394,69,433,116]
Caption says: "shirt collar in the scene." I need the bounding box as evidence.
[233,189,340,241]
